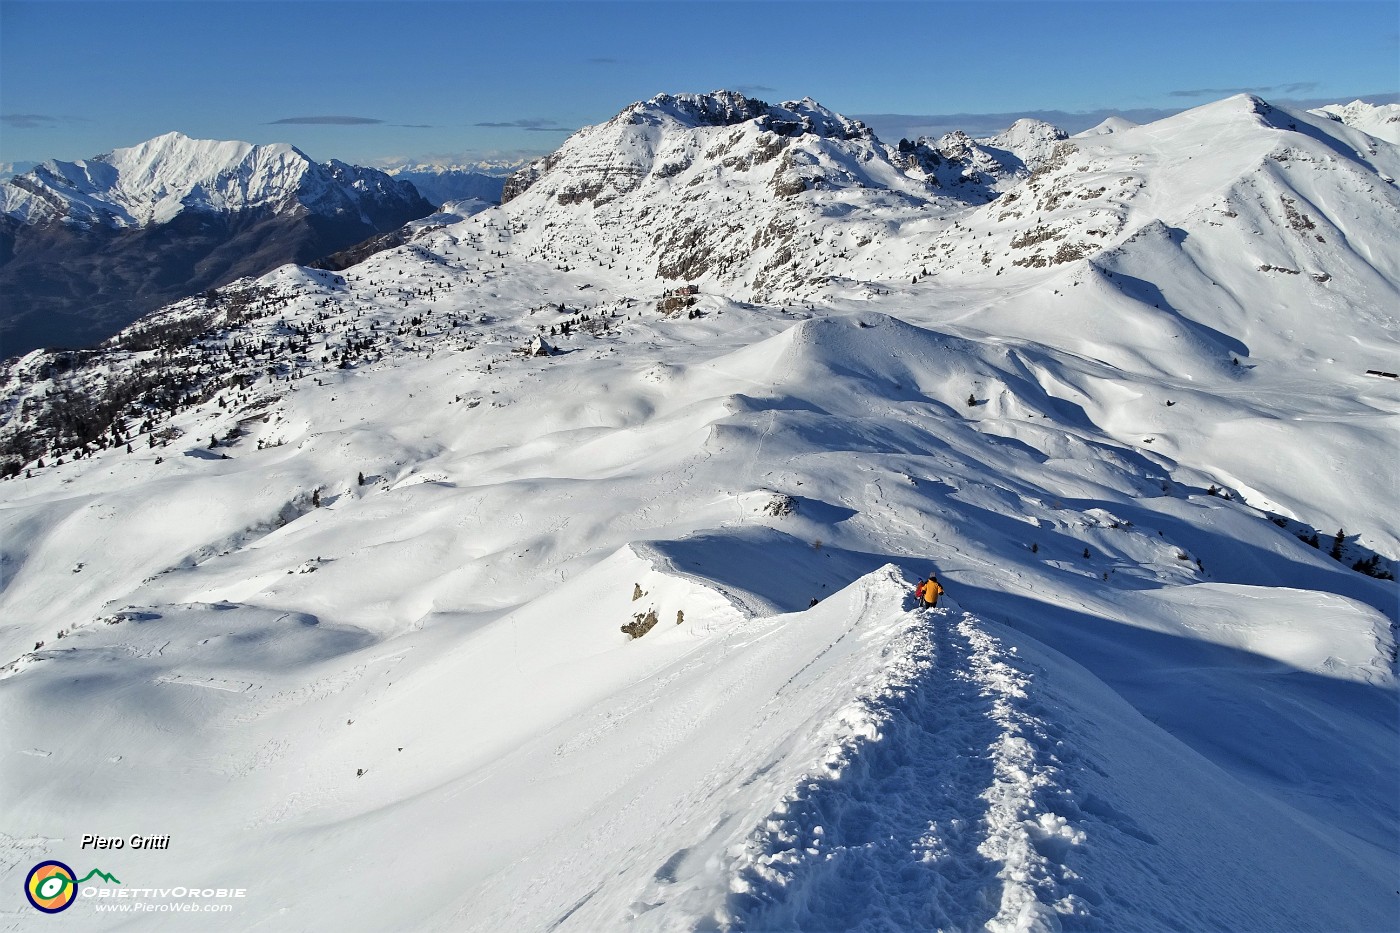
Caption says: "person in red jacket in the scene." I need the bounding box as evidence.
[916,573,944,608]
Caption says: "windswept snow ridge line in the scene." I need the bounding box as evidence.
[726,610,1085,932]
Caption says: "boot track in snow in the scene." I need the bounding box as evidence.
[726,608,1088,932]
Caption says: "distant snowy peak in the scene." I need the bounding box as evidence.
[320,159,433,219]
[935,118,1068,177]
[767,97,874,140]
[0,160,39,182]
[483,88,1400,305]
[980,118,1068,156]
[384,167,507,208]
[0,131,426,228]
[1309,100,1400,144]
[503,89,914,209]
[899,119,1070,184]
[1075,116,1139,137]
[383,158,528,177]
[494,90,1028,299]
[2,132,310,227]
[619,91,872,141]
[0,133,434,355]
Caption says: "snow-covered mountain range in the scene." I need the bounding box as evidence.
[0,133,433,357]
[383,164,512,209]
[0,131,425,228]
[0,92,1396,931]
[1310,98,1400,144]
[495,91,1069,300]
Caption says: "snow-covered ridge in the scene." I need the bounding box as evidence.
[494,89,1399,305]
[0,131,426,227]
[1310,99,1400,145]
[616,90,872,140]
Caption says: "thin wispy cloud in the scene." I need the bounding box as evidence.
[735,84,778,96]
[1169,81,1319,98]
[475,118,573,132]
[2,113,69,129]
[266,115,433,128]
[268,115,385,125]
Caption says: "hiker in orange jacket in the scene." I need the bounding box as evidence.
[916,573,944,608]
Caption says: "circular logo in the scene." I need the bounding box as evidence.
[25,860,77,913]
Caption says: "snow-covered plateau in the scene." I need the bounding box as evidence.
[0,91,1396,932]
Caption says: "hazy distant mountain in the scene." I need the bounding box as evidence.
[0,132,433,356]
[0,161,38,182]
[383,165,510,208]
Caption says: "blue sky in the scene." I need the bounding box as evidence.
[2,1,1396,168]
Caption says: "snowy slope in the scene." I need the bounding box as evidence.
[0,92,1396,931]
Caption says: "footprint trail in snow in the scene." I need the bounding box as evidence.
[728,609,1088,933]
